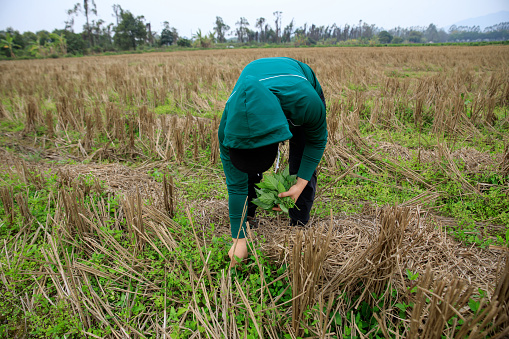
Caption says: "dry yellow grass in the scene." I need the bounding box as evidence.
[1,46,508,337]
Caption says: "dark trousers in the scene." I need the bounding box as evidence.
[247,126,317,225]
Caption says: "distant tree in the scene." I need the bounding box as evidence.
[485,21,509,31]
[389,26,408,41]
[264,24,276,43]
[282,19,294,43]
[68,0,97,46]
[145,23,154,45]
[448,25,482,41]
[87,20,114,51]
[235,17,249,43]
[83,0,97,43]
[177,37,191,47]
[1,33,21,58]
[308,24,321,42]
[293,33,308,46]
[91,19,104,41]
[294,23,307,38]
[28,42,44,58]
[392,36,403,44]
[113,10,147,50]
[331,23,341,42]
[483,22,509,41]
[213,17,230,43]
[378,30,393,44]
[65,5,79,32]
[425,24,439,42]
[256,17,266,42]
[160,21,178,46]
[361,22,377,40]
[49,32,67,55]
[63,30,86,54]
[245,28,256,42]
[102,23,115,50]
[408,30,423,43]
[273,11,282,43]
[36,30,51,46]
[193,28,212,48]
[24,30,48,57]
[112,4,123,25]
[437,28,448,42]
[22,31,38,46]
[5,28,25,51]
[441,23,509,42]
[208,31,216,44]
[342,23,350,40]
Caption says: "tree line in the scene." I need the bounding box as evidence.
[1,0,508,59]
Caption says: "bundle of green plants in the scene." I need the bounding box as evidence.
[252,166,298,213]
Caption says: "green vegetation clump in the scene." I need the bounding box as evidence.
[252,167,297,213]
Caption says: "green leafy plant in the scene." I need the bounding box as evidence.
[252,167,298,213]
[406,269,419,281]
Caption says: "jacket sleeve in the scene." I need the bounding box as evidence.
[281,83,327,181]
[299,88,327,181]
[218,116,249,239]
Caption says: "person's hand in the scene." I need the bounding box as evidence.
[228,238,248,268]
[272,177,308,211]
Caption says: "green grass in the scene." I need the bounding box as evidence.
[0,120,506,336]
[0,120,24,133]
[1,57,508,336]
[0,167,290,336]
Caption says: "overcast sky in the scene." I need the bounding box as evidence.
[1,0,508,38]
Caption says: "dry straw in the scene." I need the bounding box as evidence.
[290,223,332,335]
[1,46,508,337]
[0,143,507,337]
[408,258,509,339]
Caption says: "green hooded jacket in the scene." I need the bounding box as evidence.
[218,57,327,238]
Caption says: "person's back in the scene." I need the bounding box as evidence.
[218,57,327,266]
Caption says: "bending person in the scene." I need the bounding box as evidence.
[218,57,327,266]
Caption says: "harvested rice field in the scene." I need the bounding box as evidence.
[0,46,508,338]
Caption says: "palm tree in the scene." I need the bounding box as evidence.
[1,33,21,58]
[208,32,216,44]
[49,33,67,55]
[29,42,44,58]
[193,29,211,48]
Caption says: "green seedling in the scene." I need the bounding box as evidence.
[252,166,298,213]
